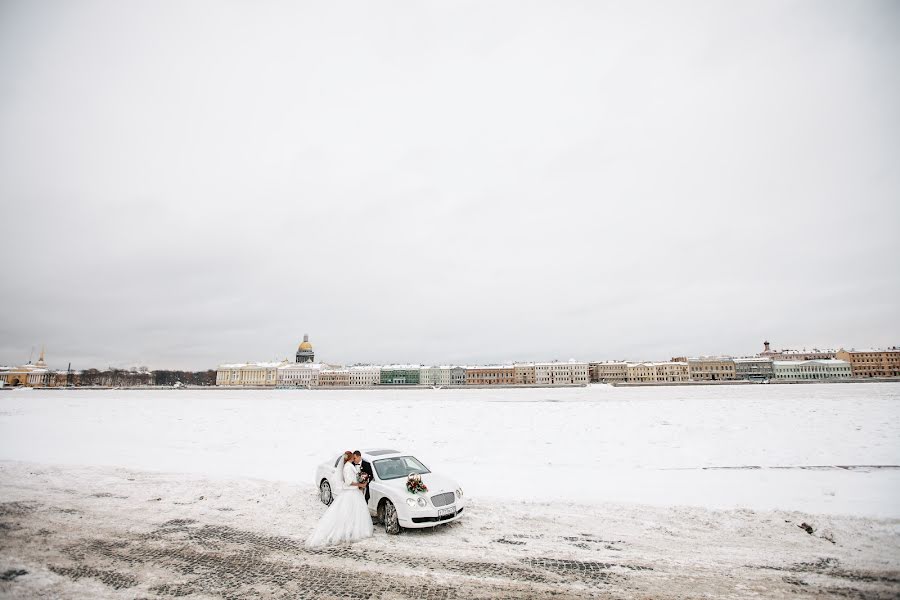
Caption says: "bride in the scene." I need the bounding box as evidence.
[306,450,374,547]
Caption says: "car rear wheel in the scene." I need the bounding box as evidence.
[380,499,400,535]
[319,480,333,505]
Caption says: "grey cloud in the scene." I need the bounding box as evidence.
[1,0,898,370]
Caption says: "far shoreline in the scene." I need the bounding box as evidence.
[2,377,899,391]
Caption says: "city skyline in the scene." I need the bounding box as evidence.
[8,339,898,387]
[3,337,897,373]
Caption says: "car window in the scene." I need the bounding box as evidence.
[334,455,343,468]
[373,456,430,480]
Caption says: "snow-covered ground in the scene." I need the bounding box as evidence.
[2,461,899,599]
[1,383,898,517]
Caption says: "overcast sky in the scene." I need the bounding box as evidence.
[1,1,898,370]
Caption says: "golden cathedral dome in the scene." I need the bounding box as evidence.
[296,334,315,363]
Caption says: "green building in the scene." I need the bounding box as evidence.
[380,366,421,385]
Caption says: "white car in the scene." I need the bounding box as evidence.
[314,449,465,534]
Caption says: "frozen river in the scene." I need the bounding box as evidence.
[1,383,898,517]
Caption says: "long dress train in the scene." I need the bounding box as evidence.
[306,460,374,547]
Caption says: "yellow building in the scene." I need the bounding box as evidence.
[835,348,900,378]
[1,349,55,387]
[626,362,689,383]
[514,363,536,385]
[215,361,285,386]
[657,361,690,382]
[466,365,516,385]
[687,357,736,381]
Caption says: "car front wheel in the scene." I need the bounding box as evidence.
[380,499,400,535]
[319,480,333,505]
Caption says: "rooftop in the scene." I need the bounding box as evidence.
[773,359,850,366]
[626,361,688,367]
[218,361,287,369]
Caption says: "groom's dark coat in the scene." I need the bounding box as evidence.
[360,460,374,503]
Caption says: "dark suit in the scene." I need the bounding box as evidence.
[360,460,374,503]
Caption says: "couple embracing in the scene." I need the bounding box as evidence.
[306,450,374,547]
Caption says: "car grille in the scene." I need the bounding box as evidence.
[431,492,455,507]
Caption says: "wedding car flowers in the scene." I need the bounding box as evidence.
[406,473,428,494]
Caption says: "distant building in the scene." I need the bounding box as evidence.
[534,361,589,385]
[687,357,736,381]
[427,366,465,386]
[466,365,515,386]
[216,361,284,387]
[626,363,655,383]
[773,359,852,380]
[380,365,422,385]
[778,349,837,361]
[296,334,315,363]
[835,348,900,378]
[449,367,466,386]
[277,362,324,387]
[657,361,690,382]
[419,366,441,386]
[759,341,777,358]
[733,357,775,380]
[1,349,56,388]
[758,341,836,361]
[589,361,628,383]
[514,363,536,385]
[626,362,689,383]
[319,367,350,387]
[348,366,381,387]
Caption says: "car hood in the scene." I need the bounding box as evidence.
[380,472,460,497]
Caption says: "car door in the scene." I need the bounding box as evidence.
[361,460,384,514]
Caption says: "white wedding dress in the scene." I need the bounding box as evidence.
[306,460,374,547]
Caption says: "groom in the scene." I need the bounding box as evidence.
[352,450,373,503]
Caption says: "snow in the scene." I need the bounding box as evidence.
[3,461,897,598]
[626,361,687,366]
[279,362,327,370]
[1,383,898,518]
[218,361,286,369]
[773,359,849,365]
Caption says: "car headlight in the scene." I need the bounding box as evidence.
[455,488,463,498]
[417,497,427,508]
[406,498,417,507]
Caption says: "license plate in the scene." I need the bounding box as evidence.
[438,506,456,517]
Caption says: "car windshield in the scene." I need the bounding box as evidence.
[373,456,430,480]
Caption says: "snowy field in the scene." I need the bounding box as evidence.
[2,461,899,599]
[1,383,898,517]
[1,384,899,598]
